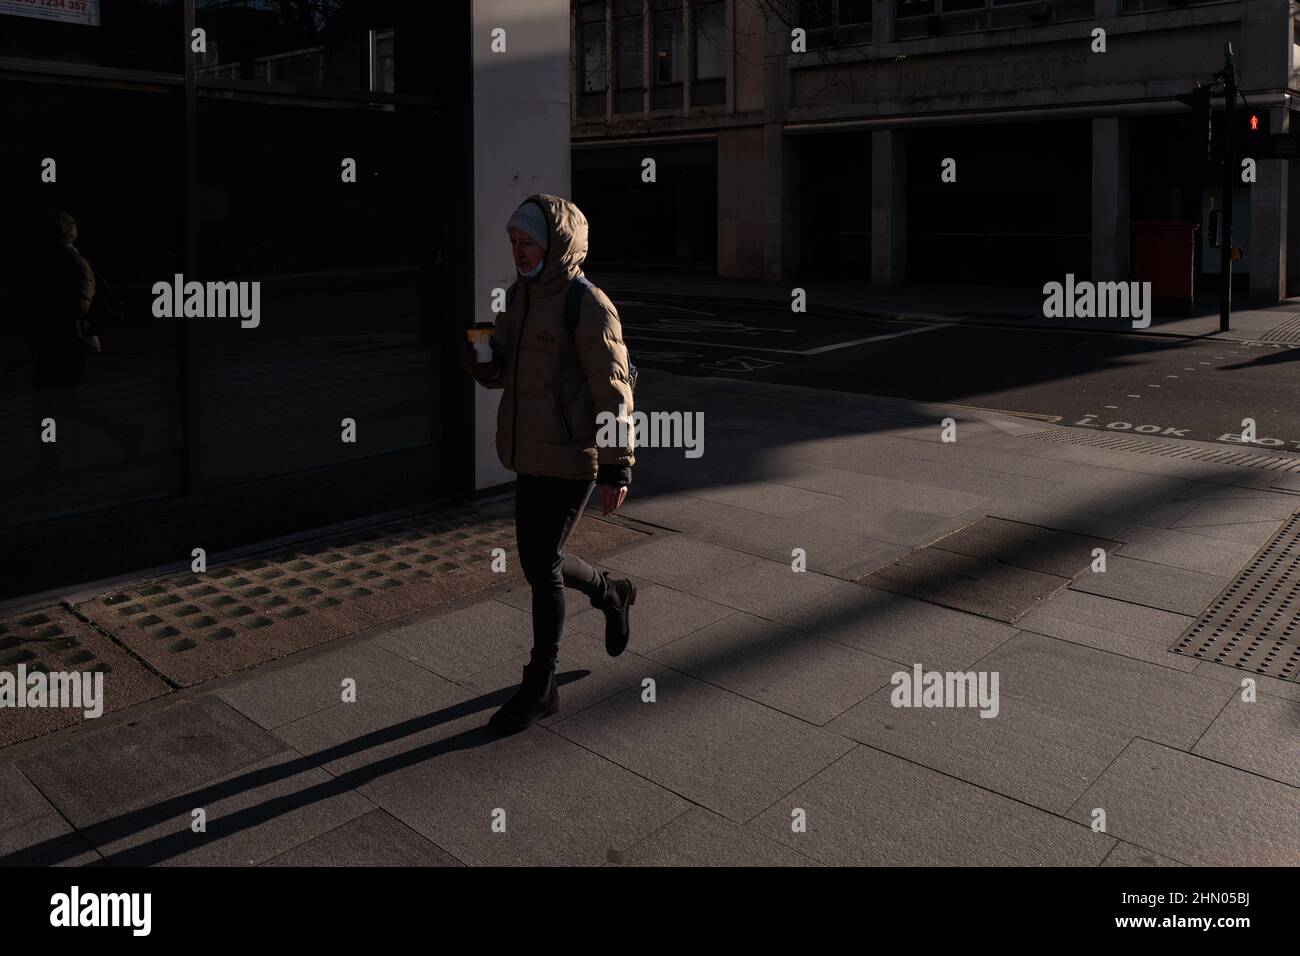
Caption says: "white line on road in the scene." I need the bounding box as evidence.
[628,323,946,356]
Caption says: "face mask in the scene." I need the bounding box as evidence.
[519,258,545,280]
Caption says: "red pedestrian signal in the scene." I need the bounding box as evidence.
[1250,114,1259,131]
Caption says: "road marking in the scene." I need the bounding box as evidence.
[628,323,945,356]
[618,300,718,317]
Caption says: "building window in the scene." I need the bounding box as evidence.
[795,0,833,30]
[838,0,874,25]
[896,0,1096,35]
[0,0,179,73]
[692,0,726,106]
[193,0,435,96]
[652,0,684,110]
[577,0,608,117]
[614,0,644,114]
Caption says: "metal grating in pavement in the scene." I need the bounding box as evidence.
[1024,429,1300,473]
[1171,512,1300,682]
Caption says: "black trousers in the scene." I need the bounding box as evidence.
[515,473,609,668]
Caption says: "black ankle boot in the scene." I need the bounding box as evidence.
[488,658,559,734]
[598,577,637,657]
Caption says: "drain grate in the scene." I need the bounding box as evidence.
[1171,512,1300,681]
[1024,429,1300,473]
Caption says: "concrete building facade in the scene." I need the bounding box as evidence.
[571,0,1299,302]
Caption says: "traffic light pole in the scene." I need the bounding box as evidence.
[1219,44,1235,333]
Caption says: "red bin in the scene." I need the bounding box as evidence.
[1131,220,1199,315]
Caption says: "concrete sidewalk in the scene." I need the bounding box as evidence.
[3,368,1299,866]
[588,270,1300,343]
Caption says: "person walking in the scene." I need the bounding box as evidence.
[462,194,638,735]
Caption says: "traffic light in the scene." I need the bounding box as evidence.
[1237,110,1268,163]
[1176,84,1213,165]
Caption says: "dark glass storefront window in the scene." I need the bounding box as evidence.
[0,0,180,73]
[193,96,439,488]
[194,0,435,95]
[577,0,607,118]
[0,81,183,528]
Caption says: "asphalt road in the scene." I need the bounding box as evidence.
[619,297,1300,453]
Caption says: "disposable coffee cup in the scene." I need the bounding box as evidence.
[467,323,494,363]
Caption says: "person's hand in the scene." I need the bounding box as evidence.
[83,335,101,353]
[598,484,628,516]
[462,342,500,383]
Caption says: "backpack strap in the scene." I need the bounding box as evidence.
[565,275,594,333]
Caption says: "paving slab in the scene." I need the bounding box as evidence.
[684,559,841,621]
[81,750,374,866]
[260,808,461,867]
[1067,555,1230,618]
[693,513,903,579]
[679,480,844,517]
[550,669,854,823]
[271,667,477,779]
[647,612,898,725]
[1191,693,1300,787]
[980,632,1231,749]
[1102,842,1185,867]
[456,634,660,729]
[975,501,1133,541]
[762,468,993,517]
[1017,589,1201,671]
[1066,738,1300,866]
[802,499,975,548]
[360,720,691,867]
[0,605,171,748]
[375,600,534,682]
[777,582,1017,671]
[563,578,735,652]
[930,516,1118,578]
[615,806,818,867]
[1194,659,1300,701]
[1167,517,1287,549]
[1114,525,1262,577]
[15,694,286,833]
[1172,483,1300,516]
[1169,498,1292,528]
[827,677,1130,813]
[748,745,1112,866]
[861,547,1069,623]
[0,762,100,866]
[217,640,429,730]
[600,536,760,591]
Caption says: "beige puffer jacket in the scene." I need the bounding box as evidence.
[483,195,636,481]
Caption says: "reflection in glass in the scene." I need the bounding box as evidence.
[0,83,183,528]
[193,96,439,488]
[194,0,433,95]
[0,0,179,73]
